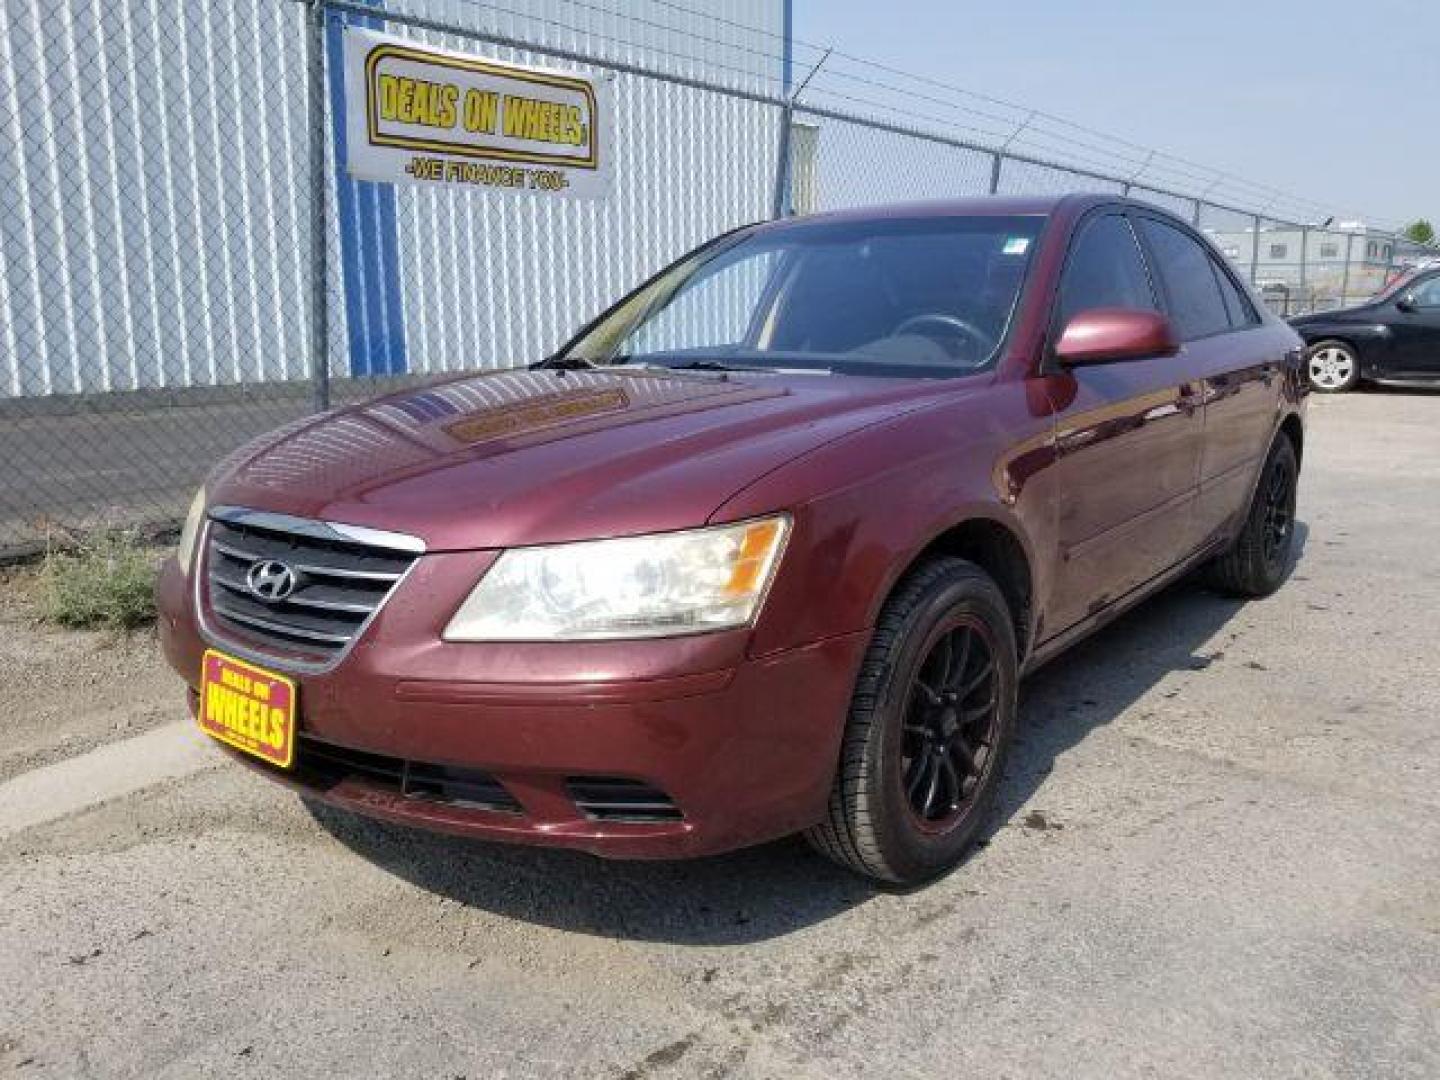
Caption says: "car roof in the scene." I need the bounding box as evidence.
[751,193,1149,234]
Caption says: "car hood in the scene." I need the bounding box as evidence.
[209,367,959,551]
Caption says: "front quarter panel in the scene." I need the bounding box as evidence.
[713,379,1059,659]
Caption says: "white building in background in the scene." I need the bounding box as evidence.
[0,0,791,399]
[1203,221,1401,308]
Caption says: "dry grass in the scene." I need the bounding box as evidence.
[37,530,161,634]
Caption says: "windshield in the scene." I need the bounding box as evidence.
[561,215,1045,378]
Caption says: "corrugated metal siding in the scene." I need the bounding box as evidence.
[341,0,785,380]
[0,0,786,398]
[0,0,314,397]
[1,0,314,397]
[381,32,781,376]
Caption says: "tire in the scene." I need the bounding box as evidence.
[1206,435,1299,598]
[805,557,1018,885]
[1306,339,1360,393]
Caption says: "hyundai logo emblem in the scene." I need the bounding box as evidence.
[246,559,298,603]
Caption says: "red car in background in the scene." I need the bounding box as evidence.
[157,195,1306,884]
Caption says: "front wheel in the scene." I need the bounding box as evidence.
[1306,339,1360,393]
[1206,435,1299,597]
[805,557,1017,885]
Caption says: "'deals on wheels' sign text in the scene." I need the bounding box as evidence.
[343,28,610,198]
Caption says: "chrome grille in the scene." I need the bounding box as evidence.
[203,510,420,664]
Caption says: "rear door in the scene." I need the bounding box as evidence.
[1043,211,1205,635]
[1389,273,1440,377]
[1132,213,1284,544]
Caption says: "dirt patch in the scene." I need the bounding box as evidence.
[0,562,179,783]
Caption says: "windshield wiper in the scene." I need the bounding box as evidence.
[534,355,830,377]
[668,360,832,376]
[665,360,748,372]
[533,355,718,377]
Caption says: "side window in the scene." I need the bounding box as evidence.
[1056,214,1157,329]
[1212,260,1258,329]
[1409,275,1440,308]
[1136,217,1232,340]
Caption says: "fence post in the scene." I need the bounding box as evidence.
[1191,199,1202,227]
[1341,232,1354,306]
[770,100,794,220]
[771,48,828,220]
[306,0,332,412]
[988,152,1002,195]
[1298,225,1308,305]
[1249,214,1262,287]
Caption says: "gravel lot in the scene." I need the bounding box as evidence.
[2,391,1437,1079]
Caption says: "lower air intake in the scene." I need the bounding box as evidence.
[297,737,522,814]
[566,777,683,823]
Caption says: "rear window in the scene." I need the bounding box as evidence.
[1213,261,1258,328]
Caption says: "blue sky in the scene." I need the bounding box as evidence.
[793,0,1438,227]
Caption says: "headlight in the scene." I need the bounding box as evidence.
[177,487,207,577]
[444,516,790,641]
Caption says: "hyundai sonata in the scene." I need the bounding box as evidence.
[158,195,1306,884]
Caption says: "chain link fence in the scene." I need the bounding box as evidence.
[1,0,1433,556]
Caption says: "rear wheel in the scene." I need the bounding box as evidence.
[805,557,1017,884]
[1206,435,1299,597]
[1306,340,1360,393]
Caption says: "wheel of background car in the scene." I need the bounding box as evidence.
[892,313,995,366]
[1205,434,1299,598]
[805,556,1017,884]
[1306,339,1360,393]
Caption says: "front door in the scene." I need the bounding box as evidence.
[1042,211,1205,637]
[1389,273,1440,377]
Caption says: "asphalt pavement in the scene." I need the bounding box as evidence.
[2,390,1437,1078]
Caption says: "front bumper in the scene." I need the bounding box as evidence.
[158,557,867,859]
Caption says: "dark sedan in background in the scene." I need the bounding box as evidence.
[1291,267,1440,392]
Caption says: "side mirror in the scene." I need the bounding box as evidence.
[1054,308,1180,366]
[1396,294,1418,313]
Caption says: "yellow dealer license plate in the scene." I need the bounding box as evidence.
[198,649,296,768]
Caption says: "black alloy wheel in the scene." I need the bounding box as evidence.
[901,620,1001,830]
[1260,449,1295,572]
[806,557,1018,884]
[1206,434,1300,598]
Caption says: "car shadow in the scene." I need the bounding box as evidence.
[997,518,1309,829]
[1366,383,1440,396]
[309,522,1309,945]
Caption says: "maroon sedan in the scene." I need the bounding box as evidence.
[158,195,1306,884]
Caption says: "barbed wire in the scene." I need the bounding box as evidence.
[428,0,1409,230]
[1,0,1428,558]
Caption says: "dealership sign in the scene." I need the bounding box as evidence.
[343,29,610,198]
